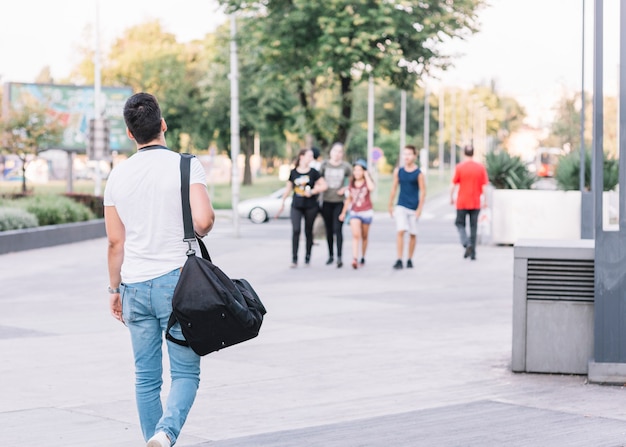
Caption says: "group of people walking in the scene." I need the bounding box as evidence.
[278,142,488,269]
[103,92,489,447]
[277,143,376,270]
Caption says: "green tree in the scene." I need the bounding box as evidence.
[219,0,485,148]
[70,20,212,152]
[199,20,299,184]
[0,103,63,193]
[545,91,599,157]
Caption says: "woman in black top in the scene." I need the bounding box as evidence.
[277,148,328,267]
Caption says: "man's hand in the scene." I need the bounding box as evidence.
[110,293,124,324]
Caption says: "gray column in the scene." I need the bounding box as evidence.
[589,0,626,383]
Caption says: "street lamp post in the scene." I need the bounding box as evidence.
[450,89,456,172]
[422,84,429,175]
[438,87,444,178]
[399,90,406,167]
[230,14,241,238]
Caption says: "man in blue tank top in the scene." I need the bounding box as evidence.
[388,145,427,269]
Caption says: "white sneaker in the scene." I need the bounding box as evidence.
[147,431,171,447]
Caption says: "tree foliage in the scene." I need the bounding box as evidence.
[56,6,532,184]
[218,0,485,148]
[0,103,63,192]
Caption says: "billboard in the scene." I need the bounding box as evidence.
[3,82,134,153]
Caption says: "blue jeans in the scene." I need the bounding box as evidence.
[121,268,200,444]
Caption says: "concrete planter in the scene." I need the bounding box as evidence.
[491,190,581,245]
[490,189,619,245]
[0,219,105,255]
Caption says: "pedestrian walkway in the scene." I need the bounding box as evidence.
[2,205,626,446]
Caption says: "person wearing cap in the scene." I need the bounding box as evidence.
[450,145,488,260]
[388,145,426,269]
[339,159,375,269]
[319,142,352,268]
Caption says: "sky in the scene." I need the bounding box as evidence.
[0,0,619,127]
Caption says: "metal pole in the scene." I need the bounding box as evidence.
[93,0,102,196]
[438,87,444,177]
[367,74,374,171]
[230,14,241,238]
[580,0,586,192]
[592,0,603,232]
[423,84,430,174]
[619,4,626,231]
[451,89,456,172]
[399,90,406,167]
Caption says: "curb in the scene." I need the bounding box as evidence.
[0,219,106,255]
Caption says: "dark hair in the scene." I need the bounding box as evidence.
[123,93,162,145]
[464,145,474,157]
[293,148,311,167]
[404,145,417,154]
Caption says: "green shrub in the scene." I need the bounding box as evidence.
[0,207,39,231]
[485,150,535,189]
[554,150,619,191]
[12,195,95,226]
[64,193,104,218]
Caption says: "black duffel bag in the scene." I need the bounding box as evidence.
[166,154,266,356]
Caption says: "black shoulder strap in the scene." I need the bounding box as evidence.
[180,154,194,241]
[179,154,211,261]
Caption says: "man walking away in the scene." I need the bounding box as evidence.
[450,145,488,260]
[105,92,215,447]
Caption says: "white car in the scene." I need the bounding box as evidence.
[237,188,292,223]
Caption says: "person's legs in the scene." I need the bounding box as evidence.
[123,281,165,442]
[123,269,194,444]
[394,206,410,268]
[349,218,362,268]
[361,222,370,260]
[406,211,418,265]
[321,202,335,261]
[455,209,469,248]
[290,207,304,264]
[408,234,417,259]
[151,269,200,445]
[396,231,405,260]
[158,337,200,444]
[331,202,345,261]
[468,209,480,259]
[303,206,318,262]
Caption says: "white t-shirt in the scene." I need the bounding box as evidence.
[103,149,207,283]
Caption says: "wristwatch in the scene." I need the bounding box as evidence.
[107,286,120,294]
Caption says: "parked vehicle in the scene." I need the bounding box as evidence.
[237,188,292,223]
[536,147,563,178]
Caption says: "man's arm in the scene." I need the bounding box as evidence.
[189,183,215,237]
[276,181,293,218]
[388,168,399,216]
[415,172,426,217]
[450,182,458,205]
[105,205,125,323]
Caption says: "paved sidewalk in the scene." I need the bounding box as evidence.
[2,206,626,446]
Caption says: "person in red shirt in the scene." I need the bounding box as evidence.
[450,145,488,260]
